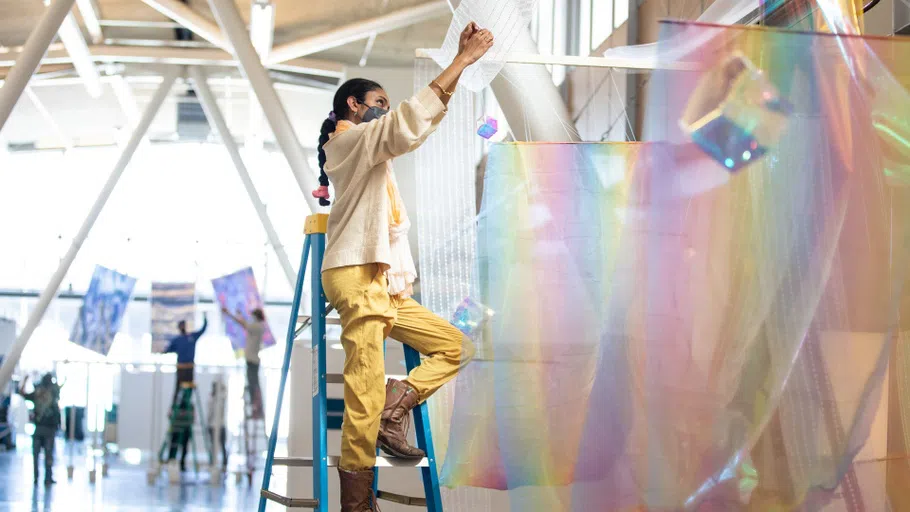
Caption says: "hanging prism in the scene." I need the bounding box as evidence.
[477,116,499,140]
[680,52,793,172]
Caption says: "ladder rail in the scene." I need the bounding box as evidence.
[258,235,312,512]
[404,346,443,512]
[192,386,214,469]
[311,232,329,511]
[259,215,443,510]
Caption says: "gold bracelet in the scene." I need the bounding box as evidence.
[431,80,455,97]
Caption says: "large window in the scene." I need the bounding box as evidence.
[533,0,569,86]
[584,0,632,53]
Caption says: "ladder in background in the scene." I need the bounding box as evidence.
[238,384,266,485]
[155,384,213,477]
[257,213,443,512]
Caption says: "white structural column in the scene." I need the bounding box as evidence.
[208,0,321,213]
[189,66,297,289]
[0,0,77,133]
[139,0,226,48]
[266,0,449,64]
[0,68,179,394]
[491,28,579,142]
[440,0,578,142]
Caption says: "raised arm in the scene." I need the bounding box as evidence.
[193,315,208,339]
[221,307,247,329]
[337,25,494,168]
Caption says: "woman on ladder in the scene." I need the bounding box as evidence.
[314,22,493,512]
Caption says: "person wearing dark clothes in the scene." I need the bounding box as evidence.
[166,387,194,472]
[18,373,63,486]
[165,314,208,405]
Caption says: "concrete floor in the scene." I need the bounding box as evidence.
[0,436,289,511]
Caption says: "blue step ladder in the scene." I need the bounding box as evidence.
[258,213,443,512]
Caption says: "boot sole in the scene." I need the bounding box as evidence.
[377,439,425,460]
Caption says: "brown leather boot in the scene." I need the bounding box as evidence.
[377,379,426,459]
[338,468,379,512]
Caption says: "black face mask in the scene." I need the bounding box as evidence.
[361,105,389,123]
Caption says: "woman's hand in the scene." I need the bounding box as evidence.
[458,22,479,55]
[456,27,494,66]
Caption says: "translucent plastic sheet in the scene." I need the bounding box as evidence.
[425,0,537,91]
[601,0,865,69]
[435,21,910,512]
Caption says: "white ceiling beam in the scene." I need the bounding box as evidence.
[25,87,74,149]
[138,0,227,48]
[0,45,345,78]
[266,1,450,65]
[74,0,103,43]
[57,12,104,97]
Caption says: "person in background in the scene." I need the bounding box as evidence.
[221,307,266,418]
[18,373,63,486]
[165,314,208,406]
[315,22,491,511]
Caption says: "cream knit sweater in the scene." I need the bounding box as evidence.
[321,86,447,273]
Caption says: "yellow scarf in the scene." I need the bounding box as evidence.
[331,120,406,229]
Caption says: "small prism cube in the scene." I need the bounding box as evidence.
[680,52,793,173]
[477,116,499,139]
[450,297,495,337]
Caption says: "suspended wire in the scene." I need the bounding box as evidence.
[571,68,614,124]
[609,70,636,141]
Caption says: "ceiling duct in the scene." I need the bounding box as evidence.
[176,88,210,141]
[173,6,209,142]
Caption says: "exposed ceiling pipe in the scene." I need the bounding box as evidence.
[266,0,450,65]
[57,12,104,97]
[99,19,184,29]
[74,0,103,43]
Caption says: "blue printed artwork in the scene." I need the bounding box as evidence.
[150,282,196,353]
[70,266,137,356]
[211,268,275,352]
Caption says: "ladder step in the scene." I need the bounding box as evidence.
[260,489,318,508]
[273,456,429,468]
[325,373,410,384]
[376,490,428,506]
[297,314,341,325]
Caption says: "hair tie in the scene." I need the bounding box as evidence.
[328,111,337,122]
[312,185,330,206]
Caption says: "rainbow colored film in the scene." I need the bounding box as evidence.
[438,19,910,512]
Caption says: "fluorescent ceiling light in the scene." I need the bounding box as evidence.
[250,1,274,58]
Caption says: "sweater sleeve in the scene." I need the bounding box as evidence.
[353,86,447,169]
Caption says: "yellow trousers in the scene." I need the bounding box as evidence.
[322,264,475,470]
